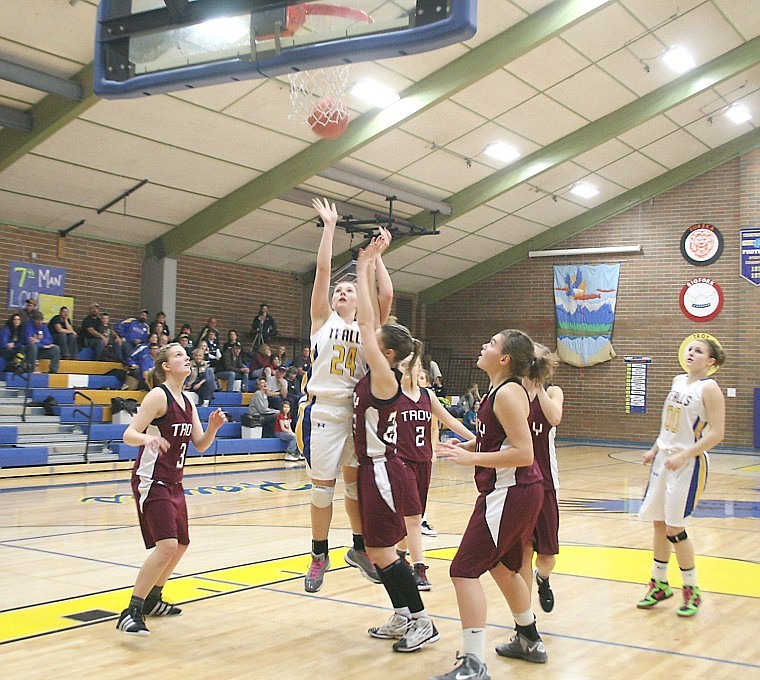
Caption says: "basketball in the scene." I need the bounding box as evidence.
[308,97,349,139]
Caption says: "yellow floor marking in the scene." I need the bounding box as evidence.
[3,546,757,645]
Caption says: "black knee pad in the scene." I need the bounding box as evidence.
[667,530,688,543]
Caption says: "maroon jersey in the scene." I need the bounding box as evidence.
[474,378,542,493]
[396,389,433,463]
[132,384,194,485]
[353,371,401,465]
[529,393,559,490]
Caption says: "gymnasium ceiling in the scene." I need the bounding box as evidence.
[1,0,760,304]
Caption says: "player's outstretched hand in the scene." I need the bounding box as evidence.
[435,439,475,466]
[312,197,338,230]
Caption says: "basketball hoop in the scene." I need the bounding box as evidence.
[289,65,352,137]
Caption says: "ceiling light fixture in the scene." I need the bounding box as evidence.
[528,245,642,258]
[662,45,695,73]
[569,182,600,199]
[349,79,400,108]
[483,142,521,164]
[725,102,752,124]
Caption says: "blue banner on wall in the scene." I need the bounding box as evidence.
[553,263,620,367]
[625,356,652,414]
[7,260,67,309]
[740,228,760,286]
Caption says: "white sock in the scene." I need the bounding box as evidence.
[462,628,486,663]
[652,559,669,582]
[394,607,411,618]
[411,608,428,619]
[680,567,697,587]
[513,608,535,627]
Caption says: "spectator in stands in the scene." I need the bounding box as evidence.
[251,302,278,349]
[424,353,442,383]
[157,332,169,348]
[100,312,131,364]
[275,401,300,462]
[222,329,239,355]
[19,296,38,325]
[265,362,288,410]
[1,313,25,368]
[249,377,278,437]
[150,312,171,340]
[431,375,450,410]
[186,348,215,407]
[80,302,105,358]
[250,343,274,379]
[276,344,290,366]
[24,310,60,374]
[115,308,150,356]
[48,306,78,360]
[284,365,302,413]
[173,324,194,350]
[204,329,222,368]
[176,334,193,358]
[196,317,218,347]
[452,382,482,418]
[129,342,158,389]
[294,345,311,373]
[463,399,480,433]
[218,342,250,392]
[150,322,165,341]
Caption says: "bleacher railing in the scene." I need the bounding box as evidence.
[73,391,94,463]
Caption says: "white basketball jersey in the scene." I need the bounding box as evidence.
[304,309,367,404]
[655,374,714,454]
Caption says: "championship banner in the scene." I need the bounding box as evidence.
[740,227,760,286]
[553,263,620,367]
[625,356,652,414]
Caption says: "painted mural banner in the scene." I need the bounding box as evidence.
[8,260,66,309]
[740,227,760,286]
[553,263,620,367]
[624,356,652,414]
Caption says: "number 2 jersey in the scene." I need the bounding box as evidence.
[132,384,194,493]
[655,374,715,455]
[303,309,367,405]
[353,370,401,465]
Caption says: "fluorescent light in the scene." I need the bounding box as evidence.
[483,142,520,163]
[726,103,751,124]
[528,245,642,258]
[570,182,599,199]
[662,46,695,73]
[350,79,399,108]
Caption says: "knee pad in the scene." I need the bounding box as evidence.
[667,530,688,543]
[311,484,335,508]
[344,481,358,501]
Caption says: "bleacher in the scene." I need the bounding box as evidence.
[0,356,288,470]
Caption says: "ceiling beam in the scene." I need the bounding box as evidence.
[0,57,83,100]
[0,105,32,132]
[0,63,98,174]
[146,0,615,259]
[418,127,760,304]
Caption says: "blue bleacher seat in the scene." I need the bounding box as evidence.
[76,347,95,360]
[0,357,6,372]
[197,406,249,421]
[0,446,48,467]
[86,423,128,440]
[0,427,18,445]
[59,405,106,423]
[210,392,244,406]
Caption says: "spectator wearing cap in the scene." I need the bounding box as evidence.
[114,308,150,356]
[19,297,39,326]
[80,302,107,359]
[265,359,288,410]
[218,341,250,392]
[24,310,61,374]
[176,333,193,358]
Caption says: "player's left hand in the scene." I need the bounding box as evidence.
[435,440,475,466]
[664,451,689,471]
[207,408,227,429]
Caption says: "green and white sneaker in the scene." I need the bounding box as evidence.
[636,578,674,609]
[676,585,701,617]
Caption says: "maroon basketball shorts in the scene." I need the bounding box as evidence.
[398,458,432,517]
[132,478,190,549]
[450,481,543,578]
[357,455,407,549]
[532,487,559,555]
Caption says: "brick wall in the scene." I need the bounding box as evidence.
[424,149,760,449]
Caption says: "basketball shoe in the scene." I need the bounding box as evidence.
[495,633,548,663]
[392,616,440,653]
[535,570,554,612]
[368,613,411,639]
[145,598,182,617]
[676,585,701,617]
[429,653,490,680]
[636,578,673,608]
[304,553,330,593]
[345,547,381,583]
[414,563,432,591]
[420,519,438,536]
[116,606,149,635]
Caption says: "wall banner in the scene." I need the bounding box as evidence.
[8,260,67,309]
[625,356,652,414]
[740,227,760,286]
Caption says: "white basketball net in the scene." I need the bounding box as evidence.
[288,64,351,129]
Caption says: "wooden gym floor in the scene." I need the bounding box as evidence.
[1,443,758,679]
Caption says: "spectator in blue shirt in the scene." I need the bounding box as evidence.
[24,311,60,373]
[128,342,158,389]
[114,308,150,355]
